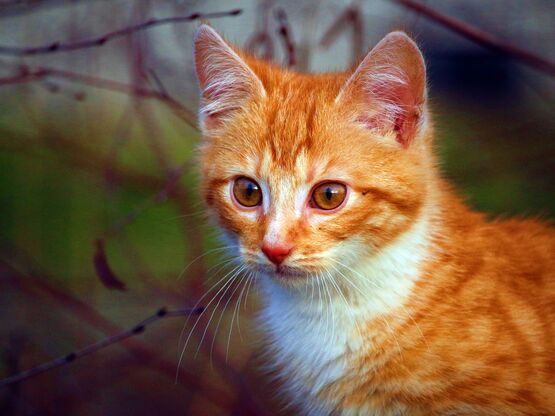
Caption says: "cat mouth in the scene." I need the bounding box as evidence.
[275,266,307,279]
[257,264,309,280]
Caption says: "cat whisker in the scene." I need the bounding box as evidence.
[175,263,243,380]
[176,257,239,352]
[210,268,249,364]
[237,270,259,351]
[329,260,413,364]
[322,272,336,343]
[205,255,238,275]
[227,271,253,358]
[234,274,249,344]
[319,273,332,343]
[326,259,370,299]
[243,270,257,312]
[326,270,363,340]
[329,257,429,350]
[163,209,209,221]
[176,244,240,281]
[315,273,326,339]
[307,274,315,308]
[327,261,398,347]
[194,264,246,359]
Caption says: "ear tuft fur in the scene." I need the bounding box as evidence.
[337,31,427,147]
[193,25,265,132]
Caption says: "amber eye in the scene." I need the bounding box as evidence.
[311,182,347,210]
[233,177,262,207]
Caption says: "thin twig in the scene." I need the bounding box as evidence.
[392,0,555,77]
[148,68,169,98]
[0,130,169,192]
[0,306,203,387]
[1,250,267,415]
[94,239,127,290]
[320,5,364,64]
[103,161,191,239]
[0,64,198,127]
[0,0,91,19]
[0,9,242,56]
[0,258,233,408]
[273,8,296,67]
[245,0,275,61]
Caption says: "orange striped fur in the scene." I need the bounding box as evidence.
[193,25,555,415]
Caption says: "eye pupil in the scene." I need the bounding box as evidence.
[233,177,262,207]
[311,182,347,211]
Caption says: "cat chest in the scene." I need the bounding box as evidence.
[260,295,412,415]
[260,301,360,411]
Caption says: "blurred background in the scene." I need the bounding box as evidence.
[0,0,554,415]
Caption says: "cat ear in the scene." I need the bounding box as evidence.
[337,31,427,147]
[193,24,266,132]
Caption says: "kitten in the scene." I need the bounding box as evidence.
[193,24,555,415]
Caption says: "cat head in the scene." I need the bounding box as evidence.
[193,25,432,288]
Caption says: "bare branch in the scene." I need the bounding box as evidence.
[320,5,364,64]
[0,64,198,127]
[274,8,296,67]
[392,0,555,77]
[147,68,169,98]
[0,306,203,387]
[0,0,98,19]
[1,257,233,408]
[0,131,169,193]
[245,32,274,61]
[1,250,267,415]
[93,239,126,291]
[0,9,242,56]
[102,161,191,240]
[245,0,275,61]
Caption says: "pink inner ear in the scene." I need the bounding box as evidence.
[355,79,417,148]
[202,81,251,112]
[339,32,426,148]
[199,77,252,129]
[194,25,266,132]
[203,108,239,130]
[355,113,412,148]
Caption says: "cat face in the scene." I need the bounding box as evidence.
[194,25,430,287]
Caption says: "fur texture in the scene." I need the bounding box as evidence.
[193,25,555,415]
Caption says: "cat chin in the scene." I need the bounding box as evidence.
[274,267,308,280]
[254,264,312,285]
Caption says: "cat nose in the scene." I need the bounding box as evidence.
[261,243,293,266]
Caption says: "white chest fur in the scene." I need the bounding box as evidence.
[257,217,431,415]
[259,281,354,414]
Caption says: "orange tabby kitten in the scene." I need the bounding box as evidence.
[193,24,555,415]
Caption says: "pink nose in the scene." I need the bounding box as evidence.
[261,243,293,266]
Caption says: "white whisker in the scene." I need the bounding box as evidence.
[176,245,240,281]
[326,270,363,340]
[210,269,248,364]
[175,263,243,381]
[236,271,255,342]
[195,264,246,359]
[176,258,239,352]
[328,257,428,349]
[228,271,252,356]
[321,273,335,343]
[243,270,256,311]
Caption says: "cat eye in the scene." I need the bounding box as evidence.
[232,177,262,207]
[310,182,347,211]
